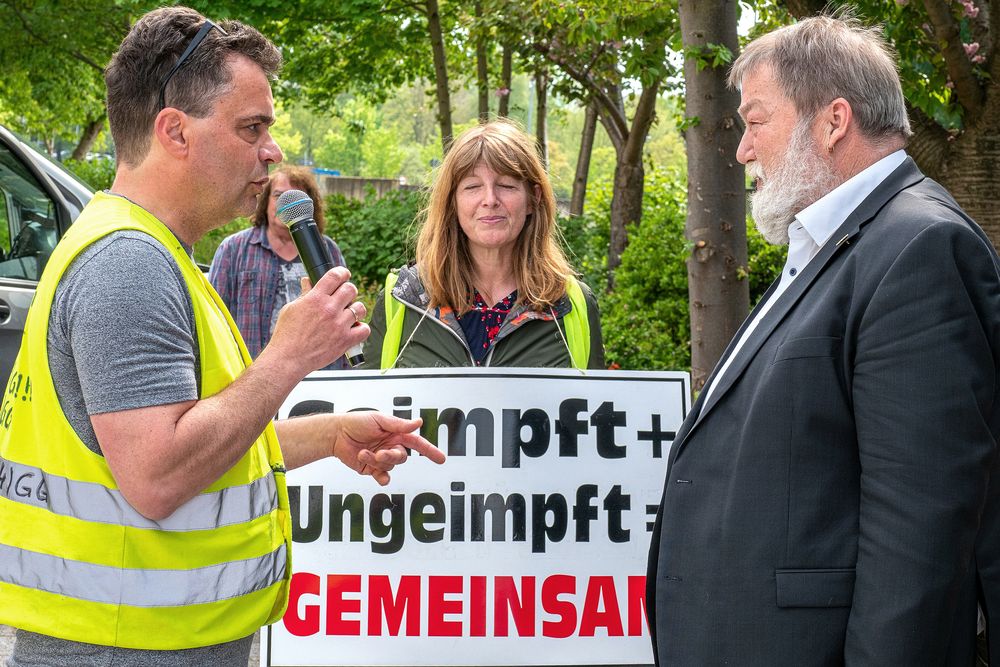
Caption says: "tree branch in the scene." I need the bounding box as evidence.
[541,47,629,140]
[923,0,985,119]
[6,4,106,72]
[595,108,626,154]
[622,79,661,166]
[384,0,428,16]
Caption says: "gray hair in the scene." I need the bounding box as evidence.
[105,6,282,167]
[728,14,911,142]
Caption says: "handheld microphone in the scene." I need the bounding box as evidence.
[275,189,365,367]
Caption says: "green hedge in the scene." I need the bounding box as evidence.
[324,189,425,297]
[63,157,114,192]
[578,166,784,371]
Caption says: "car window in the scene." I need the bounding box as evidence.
[0,142,60,281]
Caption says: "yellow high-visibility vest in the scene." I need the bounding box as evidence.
[380,271,591,370]
[0,192,291,649]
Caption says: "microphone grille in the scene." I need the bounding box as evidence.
[275,189,314,225]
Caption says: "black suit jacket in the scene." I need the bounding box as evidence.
[647,158,1000,665]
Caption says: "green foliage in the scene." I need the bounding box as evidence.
[201,0,439,112]
[194,217,248,267]
[559,210,608,298]
[0,1,139,151]
[597,167,692,370]
[63,158,115,191]
[323,189,426,290]
[683,42,735,71]
[745,218,786,306]
[582,166,783,370]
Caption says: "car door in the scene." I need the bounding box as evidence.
[0,125,92,383]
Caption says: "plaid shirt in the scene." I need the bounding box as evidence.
[208,225,348,367]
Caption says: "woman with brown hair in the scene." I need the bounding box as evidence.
[361,120,603,370]
[209,165,349,366]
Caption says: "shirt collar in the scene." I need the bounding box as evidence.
[795,149,906,248]
[249,224,268,248]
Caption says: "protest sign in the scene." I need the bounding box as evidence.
[263,368,688,666]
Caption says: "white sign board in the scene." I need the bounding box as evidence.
[262,368,689,666]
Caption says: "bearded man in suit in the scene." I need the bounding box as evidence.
[647,14,1000,666]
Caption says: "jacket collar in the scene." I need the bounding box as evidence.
[672,157,926,460]
[390,264,574,345]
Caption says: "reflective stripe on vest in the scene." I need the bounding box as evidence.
[381,272,590,369]
[0,542,286,607]
[0,455,276,531]
[0,192,292,649]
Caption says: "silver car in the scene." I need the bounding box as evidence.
[0,123,93,383]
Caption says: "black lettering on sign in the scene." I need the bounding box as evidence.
[592,402,627,459]
[556,398,589,457]
[501,409,549,468]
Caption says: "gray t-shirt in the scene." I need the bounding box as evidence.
[10,231,253,666]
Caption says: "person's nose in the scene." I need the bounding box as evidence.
[261,132,283,165]
[482,184,499,207]
[735,129,753,165]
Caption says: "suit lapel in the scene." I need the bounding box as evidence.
[670,158,925,461]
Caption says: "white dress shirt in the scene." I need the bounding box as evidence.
[699,150,907,406]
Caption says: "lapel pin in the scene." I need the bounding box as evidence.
[835,234,851,247]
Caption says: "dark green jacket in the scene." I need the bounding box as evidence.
[359,265,604,370]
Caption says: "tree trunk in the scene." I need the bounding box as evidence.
[534,66,548,167]
[70,115,105,161]
[475,1,489,123]
[933,104,1000,246]
[570,101,598,216]
[597,81,660,288]
[679,0,746,391]
[607,156,645,289]
[498,45,512,117]
[912,0,1000,248]
[426,0,453,152]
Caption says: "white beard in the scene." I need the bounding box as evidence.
[747,120,839,245]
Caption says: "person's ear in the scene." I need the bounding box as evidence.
[824,98,852,153]
[153,108,190,158]
[530,183,541,213]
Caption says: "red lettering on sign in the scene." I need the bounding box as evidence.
[579,576,623,637]
[495,576,535,637]
[284,572,321,636]
[326,574,361,635]
[279,573,645,639]
[627,575,647,636]
[427,575,463,636]
[541,574,577,638]
[368,575,421,636]
[470,575,487,637]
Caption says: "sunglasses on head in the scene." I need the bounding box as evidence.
[157,19,228,112]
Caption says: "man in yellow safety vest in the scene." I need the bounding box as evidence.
[0,6,445,665]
